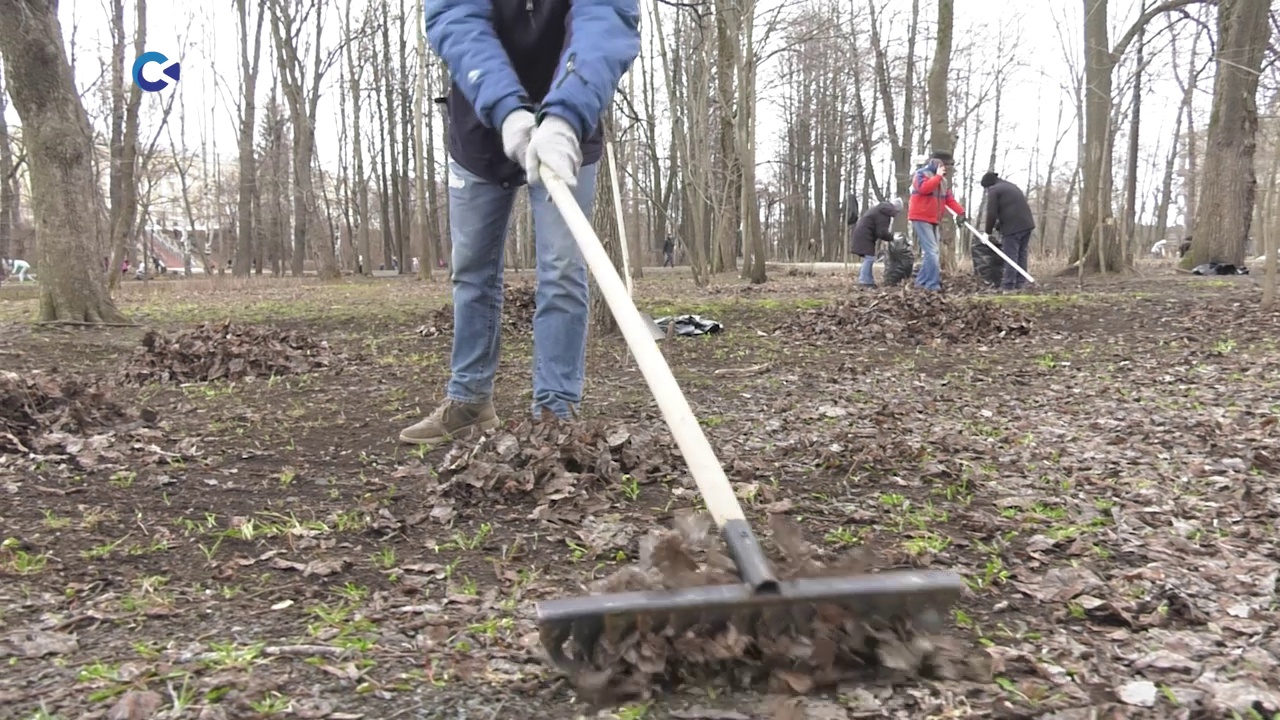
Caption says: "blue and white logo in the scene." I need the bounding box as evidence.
[132,51,180,92]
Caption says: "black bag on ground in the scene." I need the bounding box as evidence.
[884,235,914,286]
[971,239,1004,286]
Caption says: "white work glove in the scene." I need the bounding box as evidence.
[500,109,537,166]
[525,116,582,187]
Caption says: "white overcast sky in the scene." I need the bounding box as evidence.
[2,0,1198,215]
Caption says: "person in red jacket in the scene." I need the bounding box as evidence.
[908,150,966,290]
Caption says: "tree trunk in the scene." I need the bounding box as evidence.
[927,0,956,272]
[0,65,15,260]
[1073,0,1126,274]
[868,0,917,233]
[106,0,145,290]
[590,113,624,336]
[1182,0,1271,268]
[0,0,127,323]
[712,0,738,274]
[1153,89,1186,245]
[269,0,340,279]
[436,64,451,265]
[234,0,265,277]
[1122,6,1145,249]
[345,0,372,276]
[1261,121,1279,310]
[1073,0,1200,274]
[736,0,764,283]
[398,3,413,275]
[413,0,433,279]
[381,5,404,273]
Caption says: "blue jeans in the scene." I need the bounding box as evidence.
[445,159,598,419]
[911,221,941,290]
[858,254,875,286]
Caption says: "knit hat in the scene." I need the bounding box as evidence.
[890,197,904,214]
[981,171,1000,188]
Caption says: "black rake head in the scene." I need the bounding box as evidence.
[536,569,965,673]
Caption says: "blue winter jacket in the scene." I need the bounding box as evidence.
[425,0,641,186]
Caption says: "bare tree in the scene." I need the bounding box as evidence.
[0,0,127,323]
[868,0,920,232]
[1183,0,1273,268]
[926,0,956,271]
[268,0,343,278]
[590,113,625,335]
[1261,109,1279,310]
[1154,18,1205,246]
[1073,0,1204,274]
[105,0,145,289]
[343,0,373,276]
[413,0,434,279]
[1121,1,1148,248]
[233,0,267,276]
[382,0,405,274]
[0,66,19,260]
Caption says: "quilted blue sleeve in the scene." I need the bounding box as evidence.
[424,0,531,128]
[537,0,641,139]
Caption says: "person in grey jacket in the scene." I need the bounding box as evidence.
[980,172,1035,291]
[849,198,902,287]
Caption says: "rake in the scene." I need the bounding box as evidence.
[534,165,966,671]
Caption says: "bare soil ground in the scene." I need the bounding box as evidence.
[1,265,1278,720]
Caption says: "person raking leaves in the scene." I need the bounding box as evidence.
[908,151,966,291]
[400,0,641,446]
[980,171,1035,292]
[849,197,902,287]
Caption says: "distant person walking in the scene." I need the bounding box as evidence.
[849,197,902,287]
[980,172,1035,292]
[662,234,675,267]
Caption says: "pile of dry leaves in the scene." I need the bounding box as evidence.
[796,289,1032,344]
[0,371,134,453]
[423,416,678,520]
[552,512,991,703]
[119,321,339,384]
[417,285,536,338]
[940,272,996,295]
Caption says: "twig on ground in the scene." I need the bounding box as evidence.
[712,363,772,377]
[263,644,346,658]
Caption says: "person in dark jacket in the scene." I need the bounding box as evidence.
[399,0,641,447]
[662,234,675,267]
[849,197,902,287]
[980,172,1035,291]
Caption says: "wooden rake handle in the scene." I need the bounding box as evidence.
[539,166,747,529]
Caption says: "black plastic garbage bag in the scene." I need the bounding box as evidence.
[971,240,1004,286]
[1191,262,1248,276]
[883,234,915,286]
[655,314,723,337]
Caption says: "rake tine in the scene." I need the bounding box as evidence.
[539,620,581,672]
[570,616,605,665]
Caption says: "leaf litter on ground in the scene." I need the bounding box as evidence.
[402,414,680,525]
[6,275,1280,720]
[118,320,341,384]
[417,285,536,338]
[790,288,1032,345]
[550,511,991,706]
[0,370,140,454]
